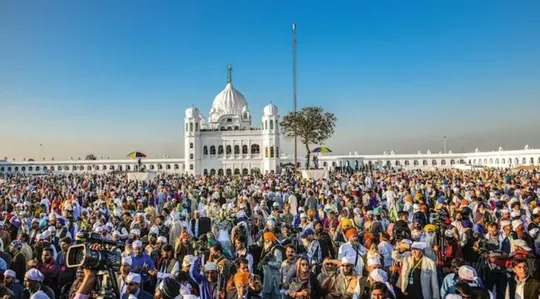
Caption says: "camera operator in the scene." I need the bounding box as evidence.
[69,243,182,299]
[71,269,181,299]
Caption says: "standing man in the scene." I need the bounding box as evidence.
[260,232,283,299]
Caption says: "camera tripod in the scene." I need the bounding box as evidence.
[94,269,120,299]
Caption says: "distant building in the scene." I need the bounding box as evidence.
[1,68,540,175]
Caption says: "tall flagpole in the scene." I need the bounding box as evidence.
[293,22,298,173]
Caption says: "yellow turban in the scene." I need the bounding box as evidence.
[340,219,353,230]
[424,224,437,232]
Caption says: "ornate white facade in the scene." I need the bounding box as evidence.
[183,65,280,175]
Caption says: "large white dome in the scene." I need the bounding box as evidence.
[211,83,248,117]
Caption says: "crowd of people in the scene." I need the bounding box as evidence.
[0,168,539,299]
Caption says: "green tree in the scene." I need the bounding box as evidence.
[280,106,337,169]
[85,154,97,160]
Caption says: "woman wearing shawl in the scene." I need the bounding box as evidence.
[288,256,321,299]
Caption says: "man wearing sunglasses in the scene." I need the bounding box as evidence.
[327,257,360,298]
[121,273,152,299]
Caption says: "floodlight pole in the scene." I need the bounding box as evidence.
[293,22,298,174]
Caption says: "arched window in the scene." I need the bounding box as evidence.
[495,159,499,164]
[323,162,328,167]
[489,159,493,164]
[473,159,477,165]
[423,160,428,166]
[515,158,519,165]
[251,144,260,154]
[332,162,337,167]
[242,145,248,154]
[404,160,410,166]
[0,167,4,172]
[441,160,446,165]
[234,145,240,155]
[7,167,12,172]
[150,165,155,170]
[203,146,208,155]
[226,169,232,176]
[275,120,278,130]
[102,165,107,170]
[210,146,216,155]
[21,166,26,171]
[14,167,19,172]
[502,158,506,164]
[432,160,437,166]
[450,159,455,165]
[396,161,401,166]
[218,145,224,155]
[190,164,194,170]
[158,164,163,170]
[270,121,274,130]
[166,164,171,170]
[414,160,419,166]
[210,169,216,175]
[218,169,224,175]
[386,161,391,166]
[118,165,123,171]
[265,120,268,130]
[530,157,534,164]
[270,146,275,158]
[226,145,232,154]
[203,169,208,175]
[28,166,33,171]
[43,166,48,171]
[189,123,193,131]
[110,165,115,170]
[174,164,179,170]
[234,168,240,175]
[79,165,84,170]
[126,165,131,171]
[522,157,527,164]
[242,168,249,175]
[265,147,269,158]
[483,159,487,164]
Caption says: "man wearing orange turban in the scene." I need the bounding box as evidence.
[260,231,282,299]
[263,232,277,242]
[337,228,367,275]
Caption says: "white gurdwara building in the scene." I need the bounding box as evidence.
[184,65,280,175]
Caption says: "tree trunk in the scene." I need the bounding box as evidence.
[305,144,311,170]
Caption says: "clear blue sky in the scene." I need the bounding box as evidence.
[1,0,539,159]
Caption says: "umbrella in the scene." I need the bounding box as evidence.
[311,146,332,153]
[127,151,147,158]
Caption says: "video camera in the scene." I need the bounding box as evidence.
[66,232,123,270]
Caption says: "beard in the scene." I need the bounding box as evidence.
[263,241,273,251]
[425,233,435,245]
